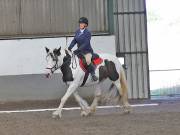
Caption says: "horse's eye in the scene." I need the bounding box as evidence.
[50,53,53,58]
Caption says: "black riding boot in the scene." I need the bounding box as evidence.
[87,63,98,81]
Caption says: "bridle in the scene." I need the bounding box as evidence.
[46,50,77,74]
[46,53,59,74]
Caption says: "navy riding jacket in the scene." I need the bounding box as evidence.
[68,28,93,54]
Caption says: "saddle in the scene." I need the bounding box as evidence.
[79,53,103,72]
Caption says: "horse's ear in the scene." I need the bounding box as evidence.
[57,46,61,52]
[45,47,49,53]
[54,46,61,56]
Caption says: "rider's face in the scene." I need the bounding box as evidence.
[79,23,86,29]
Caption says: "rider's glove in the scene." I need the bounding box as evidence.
[73,49,80,55]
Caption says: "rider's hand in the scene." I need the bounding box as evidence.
[73,49,79,55]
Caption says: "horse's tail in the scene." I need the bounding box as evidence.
[119,67,129,103]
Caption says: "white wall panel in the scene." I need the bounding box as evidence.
[0,35,115,76]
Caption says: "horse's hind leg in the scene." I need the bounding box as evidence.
[73,91,90,117]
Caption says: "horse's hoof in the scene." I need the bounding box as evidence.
[123,107,132,114]
[123,109,130,114]
[80,111,89,117]
[90,108,96,113]
[52,110,62,119]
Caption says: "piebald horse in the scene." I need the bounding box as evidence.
[45,46,131,118]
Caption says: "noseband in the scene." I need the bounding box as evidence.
[46,57,58,74]
[46,52,59,73]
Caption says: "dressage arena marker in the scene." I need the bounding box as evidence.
[0,103,159,114]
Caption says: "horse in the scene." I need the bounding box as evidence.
[45,46,131,118]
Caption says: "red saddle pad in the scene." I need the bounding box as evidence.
[79,57,103,72]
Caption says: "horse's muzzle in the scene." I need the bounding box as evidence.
[45,68,53,78]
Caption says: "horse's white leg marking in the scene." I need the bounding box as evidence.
[73,91,90,116]
[90,84,102,114]
[52,83,78,118]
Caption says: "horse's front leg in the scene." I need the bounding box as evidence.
[73,92,90,117]
[90,84,102,114]
[52,83,78,118]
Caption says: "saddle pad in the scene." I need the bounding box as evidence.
[79,57,103,72]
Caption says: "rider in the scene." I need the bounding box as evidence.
[68,17,98,81]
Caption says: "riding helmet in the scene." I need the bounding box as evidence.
[79,17,88,25]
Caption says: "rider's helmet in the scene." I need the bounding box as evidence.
[79,17,88,26]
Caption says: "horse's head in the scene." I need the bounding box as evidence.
[45,46,68,78]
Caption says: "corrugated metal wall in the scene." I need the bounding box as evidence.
[114,0,150,99]
[0,0,108,38]
[0,0,21,35]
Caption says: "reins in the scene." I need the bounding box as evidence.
[46,51,78,73]
[71,53,77,69]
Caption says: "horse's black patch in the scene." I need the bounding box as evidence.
[63,50,71,64]
[99,65,108,82]
[104,60,119,81]
[65,50,71,59]
[53,47,61,56]
[99,60,119,82]
[60,50,74,82]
